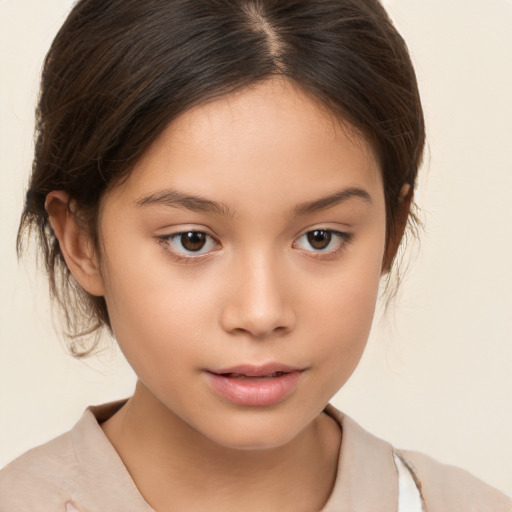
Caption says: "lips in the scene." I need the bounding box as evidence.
[205,364,304,406]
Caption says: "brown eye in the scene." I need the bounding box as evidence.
[180,232,207,252]
[307,230,332,250]
[159,230,219,259]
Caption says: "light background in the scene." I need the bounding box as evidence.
[1,0,511,497]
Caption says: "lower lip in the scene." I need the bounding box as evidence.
[205,371,303,406]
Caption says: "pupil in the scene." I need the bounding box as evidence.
[307,230,331,250]
[181,232,206,251]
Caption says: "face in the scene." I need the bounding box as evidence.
[95,78,387,450]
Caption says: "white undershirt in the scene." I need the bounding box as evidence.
[394,452,425,512]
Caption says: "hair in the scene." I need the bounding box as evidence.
[18,0,425,356]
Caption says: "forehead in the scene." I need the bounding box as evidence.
[108,77,383,212]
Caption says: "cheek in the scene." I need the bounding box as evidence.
[315,276,378,361]
[100,242,221,371]
[308,239,384,376]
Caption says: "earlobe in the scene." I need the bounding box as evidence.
[45,191,105,296]
[381,183,413,274]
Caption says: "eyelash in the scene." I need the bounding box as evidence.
[292,229,353,259]
[156,228,352,263]
[156,231,220,263]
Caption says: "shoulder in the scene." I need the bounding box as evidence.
[0,430,78,511]
[0,401,151,512]
[398,449,512,512]
[325,405,511,512]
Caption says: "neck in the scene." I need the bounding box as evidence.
[102,380,341,512]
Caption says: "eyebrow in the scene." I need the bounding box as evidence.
[135,186,372,217]
[293,187,372,215]
[135,189,234,216]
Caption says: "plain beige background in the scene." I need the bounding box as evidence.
[1,0,511,498]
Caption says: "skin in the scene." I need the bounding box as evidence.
[47,77,403,511]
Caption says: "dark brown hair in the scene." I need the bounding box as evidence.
[18,0,425,356]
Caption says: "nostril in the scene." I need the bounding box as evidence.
[230,324,290,339]
[219,277,296,337]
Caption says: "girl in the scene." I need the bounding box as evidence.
[1,0,510,510]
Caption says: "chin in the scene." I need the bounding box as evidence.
[199,411,308,451]
[210,430,297,452]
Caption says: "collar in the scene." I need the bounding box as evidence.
[71,401,399,511]
[71,400,154,511]
[322,404,398,511]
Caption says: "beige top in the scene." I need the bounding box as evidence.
[1,401,510,512]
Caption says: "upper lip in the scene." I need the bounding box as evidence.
[208,363,303,377]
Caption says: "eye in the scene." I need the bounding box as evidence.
[158,230,219,257]
[306,230,333,250]
[294,229,351,255]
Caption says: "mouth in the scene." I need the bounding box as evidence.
[205,364,305,406]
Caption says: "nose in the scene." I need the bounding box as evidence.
[220,252,296,339]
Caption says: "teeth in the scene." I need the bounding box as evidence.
[222,371,286,379]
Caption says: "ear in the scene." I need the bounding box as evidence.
[381,184,412,274]
[45,191,105,296]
